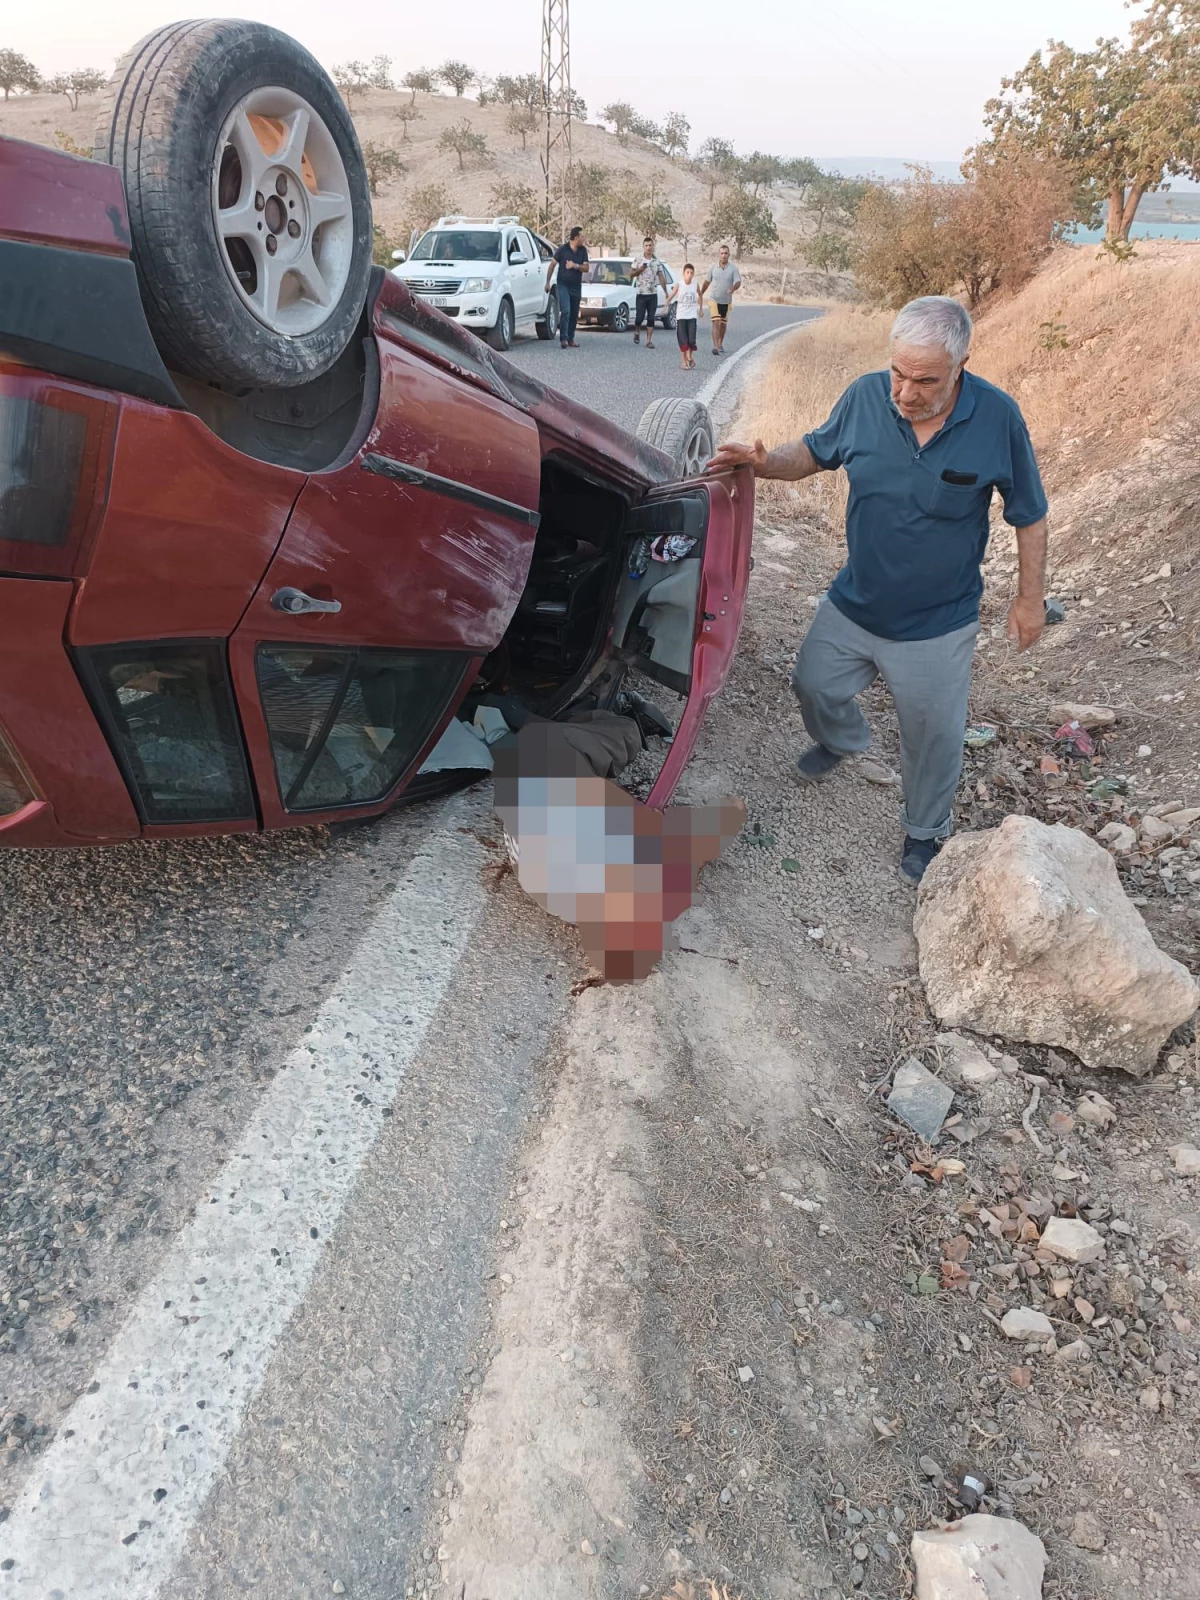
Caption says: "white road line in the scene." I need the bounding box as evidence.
[0,795,491,1599]
[696,310,822,415]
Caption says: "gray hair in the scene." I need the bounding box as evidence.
[890,296,972,367]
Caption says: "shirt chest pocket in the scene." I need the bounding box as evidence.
[919,471,991,521]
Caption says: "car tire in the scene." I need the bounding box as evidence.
[611,301,630,332]
[662,303,678,330]
[487,297,515,351]
[535,293,559,340]
[635,397,715,477]
[96,20,373,390]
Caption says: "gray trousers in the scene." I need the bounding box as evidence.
[791,599,977,841]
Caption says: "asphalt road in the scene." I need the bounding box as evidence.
[503,299,820,427]
[0,300,819,1598]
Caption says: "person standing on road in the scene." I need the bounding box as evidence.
[706,295,1048,884]
[631,235,668,348]
[667,264,702,370]
[701,244,742,356]
[548,226,589,349]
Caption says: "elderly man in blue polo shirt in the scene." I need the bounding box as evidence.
[708,295,1048,883]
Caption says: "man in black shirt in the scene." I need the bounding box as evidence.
[547,226,589,348]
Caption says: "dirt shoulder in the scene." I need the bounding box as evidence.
[416,459,1200,1598]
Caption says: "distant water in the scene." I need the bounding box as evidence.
[1066,221,1200,242]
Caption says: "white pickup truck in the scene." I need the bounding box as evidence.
[391,215,560,350]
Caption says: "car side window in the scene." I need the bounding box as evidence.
[536,236,554,262]
[507,233,527,264]
[519,230,537,262]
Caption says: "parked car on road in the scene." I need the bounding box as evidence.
[578,258,677,332]
[0,20,752,850]
[390,216,561,351]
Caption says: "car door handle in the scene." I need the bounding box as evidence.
[271,587,342,615]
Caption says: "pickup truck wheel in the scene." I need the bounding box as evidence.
[636,397,714,477]
[611,302,630,332]
[96,20,373,389]
[486,297,515,351]
[535,293,559,340]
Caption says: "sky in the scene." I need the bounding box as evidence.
[10,0,1137,162]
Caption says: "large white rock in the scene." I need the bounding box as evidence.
[912,1514,1046,1599]
[1040,1216,1105,1263]
[914,816,1199,1078]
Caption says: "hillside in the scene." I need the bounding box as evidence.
[0,83,814,273]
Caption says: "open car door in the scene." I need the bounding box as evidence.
[610,466,754,808]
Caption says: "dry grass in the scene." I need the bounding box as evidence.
[966,240,1200,479]
[737,242,1200,522]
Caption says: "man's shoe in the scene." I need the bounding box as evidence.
[634,331,640,344]
[795,744,843,783]
[899,835,943,885]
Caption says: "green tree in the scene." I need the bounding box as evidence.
[489,180,542,232]
[736,151,784,195]
[849,170,959,308]
[506,104,539,149]
[806,171,871,232]
[661,110,690,159]
[984,0,1200,242]
[781,156,822,197]
[599,101,637,143]
[439,60,476,98]
[629,112,662,144]
[401,182,458,242]
[609,171,679,251]
[704,189,778,254]
[565,162,619,245]
[401,67,435,104]
[495,71,544,108]
[0,48,41,99]
[795,231,852,281]
[438,118,490,170]
[360,142,406,197]
[46,67,106,110]
[373,224,404,267]
[393,102,422,141]
[693,136,739,200]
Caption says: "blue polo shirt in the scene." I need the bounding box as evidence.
[803,368,1048,641]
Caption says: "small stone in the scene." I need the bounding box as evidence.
[1168,1143,1200,1177]
[919,1455,944,1480]
[580,1539,595,1556]
[719,1486,732,1505]
[849,1562,865,1588]
[1071,1512,1106,1551]
[1048,1110,1075,1136]
[1051,703,1116,731]
[737,1365,754,1385]
[1040,1216,1105,1264]
[1001,1306,1054,1340]
[1139,1385,1161,1413]
[858,758,900,786]
[1009,1366,1033,1387]
[853,1541,869,1561]
[581,1392,599,1408]
[1076,1091,1117,1129]
[332,1584,346,1596]
[1075,1297,1095,1323]
[937,1033,1000,1085]
[1140,815,1175,844]
[887,1058,955,1141]
[1056,1338,1091,1363]
[1138,744,1153,759]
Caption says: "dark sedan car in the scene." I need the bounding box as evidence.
[0,20,751,849]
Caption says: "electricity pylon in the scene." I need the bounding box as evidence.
[540,0,572,236]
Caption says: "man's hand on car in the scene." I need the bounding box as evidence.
[705,438,770,476]
[1006,594,1045,653]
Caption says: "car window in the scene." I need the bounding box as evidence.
[410,230,502,262]
[535,236,554,262]
[587,261,633,286]
[519,230,537,261]
[660,265,674,285]
[506,232,529,262]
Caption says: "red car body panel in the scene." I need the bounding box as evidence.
[0,135,131,255]
[0,577,139,843]
[69,403,306,645]
[0,133,755,849]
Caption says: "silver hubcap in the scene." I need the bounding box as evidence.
[683,425,712,476]
[212,86,353,336]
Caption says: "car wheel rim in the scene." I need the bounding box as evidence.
[683,424,712,476]
[211,86,354,337]
[615,305,628,330]
[503,304,513,341]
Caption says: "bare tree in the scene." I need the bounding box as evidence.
[506,104,539,150]
[394,103,423,141]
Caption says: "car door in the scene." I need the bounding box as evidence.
[228,298,543,829]
[657,265,674,318]
[608,466,755,807]
[504,230,534,320]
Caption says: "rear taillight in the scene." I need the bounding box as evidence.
[0,366,115,578]
[0,724,35,817]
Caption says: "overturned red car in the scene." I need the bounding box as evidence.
[0,20,752,849]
